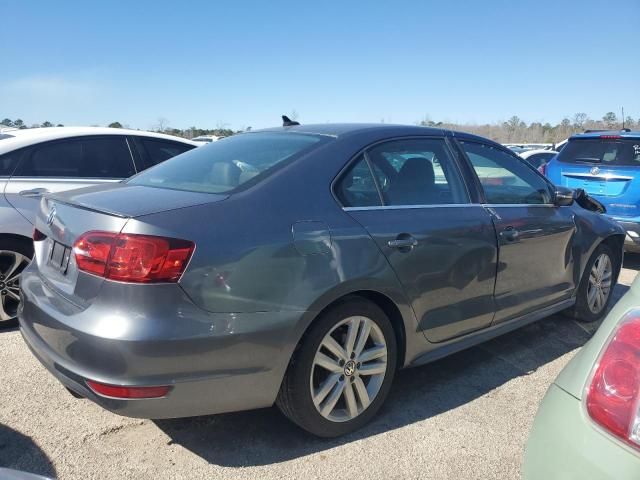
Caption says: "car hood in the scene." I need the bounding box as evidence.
[46,183,228,218]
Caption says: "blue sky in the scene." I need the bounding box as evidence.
[2,0,639,130]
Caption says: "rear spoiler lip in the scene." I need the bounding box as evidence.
[44,192,131,219]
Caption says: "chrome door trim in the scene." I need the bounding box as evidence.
[343,203,482,212]
[482,203,556,208]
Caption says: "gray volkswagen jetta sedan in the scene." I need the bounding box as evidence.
[19,123,625,437]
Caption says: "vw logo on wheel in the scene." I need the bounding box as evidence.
[590,166,600,176]
[343,360,356,377]
[46,205,57,226]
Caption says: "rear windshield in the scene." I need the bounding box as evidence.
[556,138,640,166]
[128,132,326,193]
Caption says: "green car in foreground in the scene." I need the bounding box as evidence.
[523,276,640,479]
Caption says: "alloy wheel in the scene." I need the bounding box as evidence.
[310,316,388,422]
[0,250,29,322]
[587,253,612,315]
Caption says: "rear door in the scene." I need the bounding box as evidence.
[337,137,498,343]
[458,140,577,323]
[550,137,640,218]
[5,135,136,225]
[130,136,195,171]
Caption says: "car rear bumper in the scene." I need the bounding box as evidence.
[523,384,640,479]
[18,264,302,419]
[606,217,640,250]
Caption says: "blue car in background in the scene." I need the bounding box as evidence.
[546,130,640,251]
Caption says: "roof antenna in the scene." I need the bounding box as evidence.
[282,115,300,127]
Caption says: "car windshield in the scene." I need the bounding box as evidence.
[556,138,640,166]
[128,132,326,193]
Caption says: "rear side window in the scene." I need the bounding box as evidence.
[525,152,556,168]
[134,138,195,170]
[461,141,552,205]
[556,138,640,166]
[335,155,381,207]
[128,132,325,194]
[0,151,21,176]
[14,137,135,178]
[366,138,469,206]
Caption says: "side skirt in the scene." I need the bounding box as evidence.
[408,298,575,368]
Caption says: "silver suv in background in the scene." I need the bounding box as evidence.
[0,127,197,325]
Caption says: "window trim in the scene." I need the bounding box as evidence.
[453,138,557,207]
[331,135,474,209]
[10,135,136,179]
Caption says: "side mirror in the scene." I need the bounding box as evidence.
[554,186,574,206]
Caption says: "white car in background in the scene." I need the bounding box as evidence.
[191,135,220,144]
[0,127,197,326]
[519,149,558,172]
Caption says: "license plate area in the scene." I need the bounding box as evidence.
[48,240,71,274]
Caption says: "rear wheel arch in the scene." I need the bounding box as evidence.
[0,234,34,256]
[295,289,408,370]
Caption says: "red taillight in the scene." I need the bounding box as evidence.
[600,135,622,139]
[86,380,171,399]
[33,228,46,241]
[482,177,504,186]
[73,231,194,283]
[586,313,640,450]
[538,163,547,176]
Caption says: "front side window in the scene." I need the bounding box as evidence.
[556,138,640,166]
[128,132,326,194]
[14,137,135,178]
[366,138,469,206]
[461,141,552,205]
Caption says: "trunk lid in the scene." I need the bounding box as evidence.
[46,183,227,218]
[556,162,639,218]
[34,185,227,305]
[551,137,640,218]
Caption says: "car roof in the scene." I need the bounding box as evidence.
[519,149,558,159]
[569,130,640,140]
[0,127,198,155]
[249,123,507,148]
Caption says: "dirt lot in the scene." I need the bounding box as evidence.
[1,258,639,480]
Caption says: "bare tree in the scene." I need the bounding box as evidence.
[573,113,588,130]
[155,117,169,132]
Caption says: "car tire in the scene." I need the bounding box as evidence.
[276,296,397,437]
[0,237,33,329]
[566,243,617,323]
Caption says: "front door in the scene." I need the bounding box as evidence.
[4,136,135,225]
[337,137,498,343]
[458,140,577,323]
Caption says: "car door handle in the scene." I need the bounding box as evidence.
[499,227,519,242]
[388,237,418,249]
[19,188,49,198]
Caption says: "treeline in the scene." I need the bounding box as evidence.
[0,118,238,139]
[1,118,63,129]
[419,112,638,144]
[3,112,637,144]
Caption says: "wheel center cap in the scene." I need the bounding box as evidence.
[0,282,5,289]
[344,360,356,377]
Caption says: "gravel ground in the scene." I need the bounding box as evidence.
[1,257,638,480]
